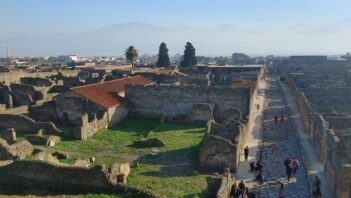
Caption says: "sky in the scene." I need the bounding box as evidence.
[1,0,351,56]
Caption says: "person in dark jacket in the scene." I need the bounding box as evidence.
[244,146,249,161]
[238,180,246,196]
[286,164,293,182]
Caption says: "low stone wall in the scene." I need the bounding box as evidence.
[216,172,235,198]
[0,105,28,114]
[74,112,108,140]
[0,114,62,134]
[0,138,33,160]
[20,77,54,87]
[0,160,158,197]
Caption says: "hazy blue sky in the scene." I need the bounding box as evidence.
[1,0,351,38]
[1,0,351,56]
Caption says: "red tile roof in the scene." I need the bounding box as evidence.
[231,79,256,89]
[71,75,153,109]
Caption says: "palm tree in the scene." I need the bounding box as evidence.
[124,46,138,68]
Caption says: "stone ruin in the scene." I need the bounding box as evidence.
[0,160,133,194]
[281,59,351,198]
[0,137,34,161]
[199,120,247,171]
[73,112,108,140]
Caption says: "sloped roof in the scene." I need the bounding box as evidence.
[71,75,153,109]
[231,79,256,89]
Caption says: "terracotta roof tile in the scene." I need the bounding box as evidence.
[71,75,153,109]
[231,79,256,89]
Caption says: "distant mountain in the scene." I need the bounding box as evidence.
[1,20,350,56]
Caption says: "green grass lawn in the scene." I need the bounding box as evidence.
[45,118,208,198]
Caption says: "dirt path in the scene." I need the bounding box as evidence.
[281,81,332,198]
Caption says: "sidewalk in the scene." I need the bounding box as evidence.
[234,78,266,189]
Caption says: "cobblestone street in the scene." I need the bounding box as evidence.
[259,77,310,197]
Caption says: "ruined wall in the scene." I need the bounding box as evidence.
[208,121,242,143]
[0,160,160,197]
[55,91,104,125]
[325,129,351,198]
[0,114,62,134]
[216,172,235,198]
[125,85,251,122]
[0,138,34,160]
[309,114,329,161]
[73,112,108,140]
[20,77,54,87]
[199,135,237,171]
[10,83,46,106]
[0,70,79,85]
[187,103,215,124]
[108,103,128,128]
[0,105,28,114]
[287,74,351,198]
[29,101,58,123]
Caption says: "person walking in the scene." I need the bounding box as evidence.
[230,182,237,198]
[274,114,278,124]
[292,157,299,174]
[314,175,321,187]
[280,114,285,123]
[279,183,285,198]
[284,157,291,175]
[256,104,260,111]
[312,185,322,198]
[286,164,293,182]
[244,146,249,161]
[238,180,246,196]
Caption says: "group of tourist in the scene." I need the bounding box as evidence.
[274,114,285,124]
[244,146,263,184]
[230,180,256,198]
[283,157,299,182]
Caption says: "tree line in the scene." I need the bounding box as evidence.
[124,42,197,68]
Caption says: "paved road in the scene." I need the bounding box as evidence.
[259,77,310,198]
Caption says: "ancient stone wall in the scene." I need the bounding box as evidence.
[73,112,108,140]
[0,105,28,114]
[216,172,235,198]
[0,70,79,85]
[20,77,54,87]
[0,160,160,197]
[208,121,242,144]
[125,85,251,123]
[187,103,215,124]
[0,114,62,134]
[29,101,58,123]
[108,103,128,128]
[0,138,33,160]
[55,91,104,125]
[287,74,351,198]
[325,129,351,198]
[10,83,45,106]
[199,135,237,170]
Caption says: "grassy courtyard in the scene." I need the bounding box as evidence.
[45,118,208,197]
